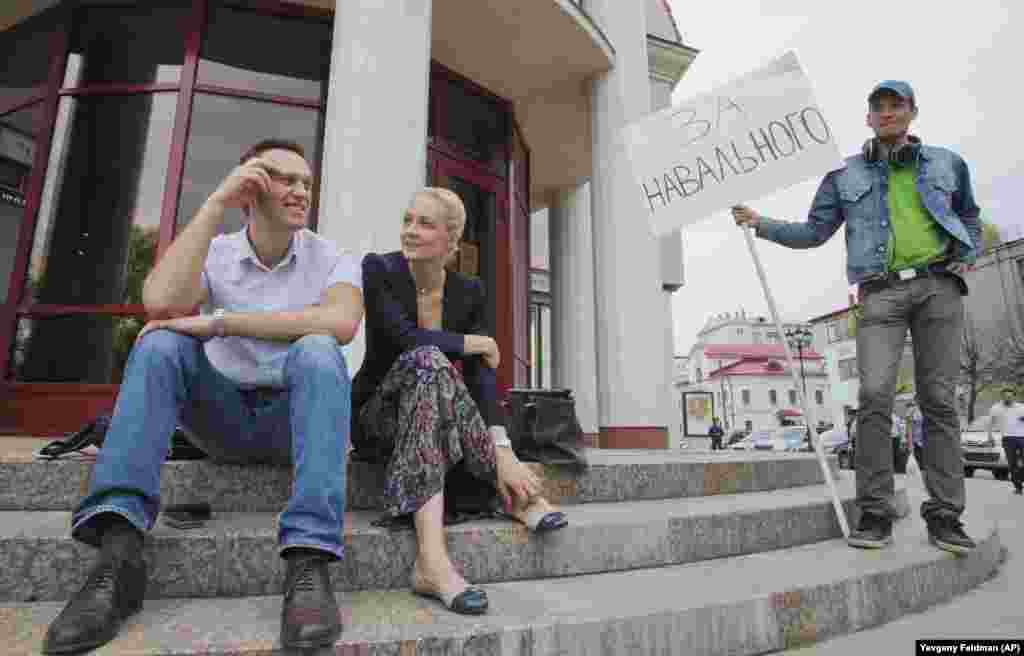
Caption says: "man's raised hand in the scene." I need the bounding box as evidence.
[208,158,274,211]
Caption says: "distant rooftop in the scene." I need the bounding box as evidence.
[703,343,823,361]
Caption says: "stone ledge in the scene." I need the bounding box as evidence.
[0,475,895,603]
[0,487,1002,656]
[0,450,838,512]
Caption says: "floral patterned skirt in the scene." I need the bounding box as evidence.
[357,346,498,517]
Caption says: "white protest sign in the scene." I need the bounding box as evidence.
[621,51,844,236]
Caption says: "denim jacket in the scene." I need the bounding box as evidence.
[755,145,982,285]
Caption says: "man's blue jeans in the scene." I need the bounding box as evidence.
[71,330,351,560]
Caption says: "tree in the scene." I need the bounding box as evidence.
[992,333,1024,390]
[960,318,998,423]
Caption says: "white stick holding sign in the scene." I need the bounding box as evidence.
[621,50,844,236]
[741,227,850,539]
[620,50,849,538]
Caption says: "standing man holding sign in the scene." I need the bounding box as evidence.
[732,81,982,554]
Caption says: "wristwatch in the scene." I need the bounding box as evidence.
[490,426,513,449]
[211,308,226,339]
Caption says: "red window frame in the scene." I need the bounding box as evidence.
[428,63,531,391]
[0,0,332,435]
[0,4,531,434]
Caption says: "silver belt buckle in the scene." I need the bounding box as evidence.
[897,268,917,281]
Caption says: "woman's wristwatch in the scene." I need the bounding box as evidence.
[490,425,513,449]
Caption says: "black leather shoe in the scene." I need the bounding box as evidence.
[926,515,976,554]
[42,551,146,654]
[847,512,893,549]
[280,552,342,649]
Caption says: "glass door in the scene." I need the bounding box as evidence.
[429,151,527,393]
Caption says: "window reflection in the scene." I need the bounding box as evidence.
[0,11,54,109]
[439,78,507,175]
[199,4,330,100]
[176,93,319,235]
[65,4,188,87]
[9,314,145,383]
[26,93,174,307]
[0,103,45,304]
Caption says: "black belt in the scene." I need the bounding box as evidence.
[860,260,954,293]
[238,387,284,404]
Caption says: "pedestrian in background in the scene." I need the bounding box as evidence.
[709,417,725,451]
[989,388,1024,495]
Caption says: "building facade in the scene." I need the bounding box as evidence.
[0,1,697,448]
[678,312,829,434]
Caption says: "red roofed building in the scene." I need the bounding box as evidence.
[676,311,832,436]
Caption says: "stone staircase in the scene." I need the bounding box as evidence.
[0,443,1005,655]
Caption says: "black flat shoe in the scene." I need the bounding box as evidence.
[410,563,489,615]
[413,586,489,615]
[500,509,569,533]
[280,552,342,649]
[42,552,146,654]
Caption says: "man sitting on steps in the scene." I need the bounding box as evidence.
[42,138,364,654]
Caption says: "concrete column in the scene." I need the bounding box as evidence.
[317,0,433,372]
[587,1,670,448]
[549,183,599,446]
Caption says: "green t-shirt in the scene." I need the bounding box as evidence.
[886,163,949,271]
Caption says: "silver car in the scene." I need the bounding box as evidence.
[961,416,1009,479]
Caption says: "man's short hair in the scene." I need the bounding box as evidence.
[239,139,307,166]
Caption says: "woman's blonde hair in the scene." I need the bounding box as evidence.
[413,187,466,254]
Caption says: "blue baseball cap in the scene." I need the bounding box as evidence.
[868,80,916,106]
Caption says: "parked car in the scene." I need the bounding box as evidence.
[730,427,804,452]
[729,432,760,451]
[961,416,1008,479]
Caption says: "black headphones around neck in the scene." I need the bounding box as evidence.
[862,135,922,167]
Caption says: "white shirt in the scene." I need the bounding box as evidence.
[1000,404,1024,438]
[989,401,1024,435]
[200,227,361,388]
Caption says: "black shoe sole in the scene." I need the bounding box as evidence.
[847,534,893,549]
[928,534,976,555]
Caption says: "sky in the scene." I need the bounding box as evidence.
[663,0,1022,356]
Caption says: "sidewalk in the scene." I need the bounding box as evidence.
[782,471,1023,654]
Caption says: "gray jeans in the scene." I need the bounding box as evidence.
[855,273,964,521]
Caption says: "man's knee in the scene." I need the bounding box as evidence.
[858,380,893,411]
[285,334,350,383]
[133,329,196,366]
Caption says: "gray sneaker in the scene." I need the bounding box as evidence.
[925,515,976,555]
[847,513,893,549]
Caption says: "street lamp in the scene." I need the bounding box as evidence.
[786,327,814,445]
[785,326,814,400]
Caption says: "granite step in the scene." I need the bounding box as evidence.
[0,485,1003,656]
[0,473,897,603]
[0,443,838,511]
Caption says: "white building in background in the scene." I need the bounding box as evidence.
[808,302,917,429]
[808,306,860,429]
[678,312,831,434]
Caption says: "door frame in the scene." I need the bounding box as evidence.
[427,148,526,394]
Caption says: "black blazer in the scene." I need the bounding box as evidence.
[351,251,499,431]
